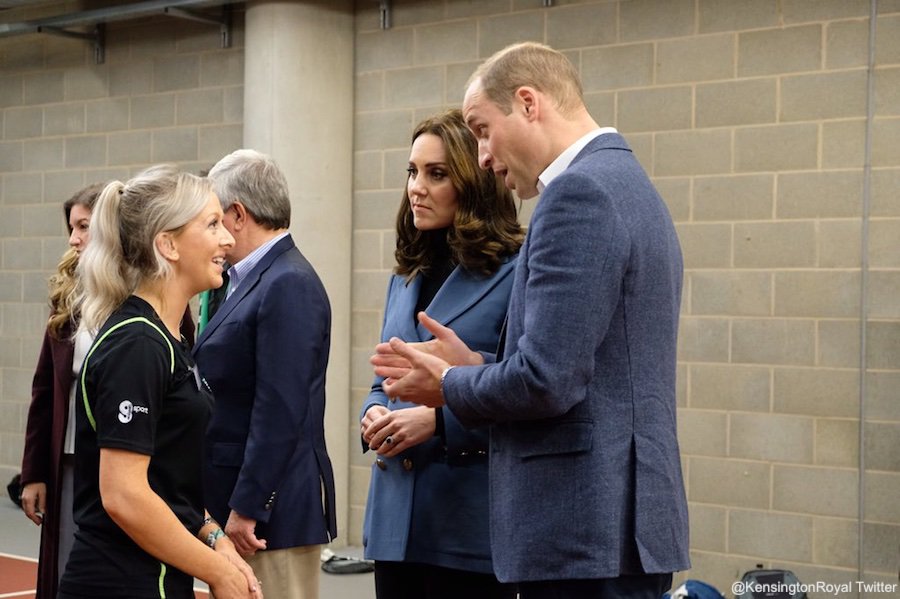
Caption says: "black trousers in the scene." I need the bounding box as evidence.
[518,573,674,599]
[374,560,517,599]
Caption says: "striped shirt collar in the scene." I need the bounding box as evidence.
[226,231,289,298]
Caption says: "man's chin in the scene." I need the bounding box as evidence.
[513,187,540,201]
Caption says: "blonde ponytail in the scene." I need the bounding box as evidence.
[77,181,133,333]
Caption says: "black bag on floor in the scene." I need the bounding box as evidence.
[320,548,374,574]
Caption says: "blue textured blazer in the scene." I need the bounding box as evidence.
[361,257,516,573]
[194,235,337,549]
[442,134,691,582]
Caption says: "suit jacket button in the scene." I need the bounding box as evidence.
[402,458,413,471]
[376,458,387,471]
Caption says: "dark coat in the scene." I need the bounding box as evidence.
[21,321,74,599]
[195,235,337,549]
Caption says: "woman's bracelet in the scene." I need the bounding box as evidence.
[199,515,223,547]
[206,527,226,549]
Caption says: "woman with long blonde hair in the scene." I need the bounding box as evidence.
[58,165,259,599]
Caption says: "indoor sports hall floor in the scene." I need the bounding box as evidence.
[0,499,374,599]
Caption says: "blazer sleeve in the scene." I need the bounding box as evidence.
[359,277,396,452]
[444,172,629,425]
[21,327,57,485]
[229,267,330,521]
[361,276,397,418]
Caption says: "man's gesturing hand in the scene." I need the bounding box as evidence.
[371,312,483,406]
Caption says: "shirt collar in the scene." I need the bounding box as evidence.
[537,127,618,194]
[226,231,289,298]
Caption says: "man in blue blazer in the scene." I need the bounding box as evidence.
[374,42,690,598]
[195,149,337,599]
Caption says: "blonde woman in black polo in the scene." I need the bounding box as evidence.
[58,166,260,599]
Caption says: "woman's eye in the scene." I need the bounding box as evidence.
[431,170,447,180]
[406,167,417,178]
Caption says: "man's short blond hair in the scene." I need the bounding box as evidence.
[467,42,584,116]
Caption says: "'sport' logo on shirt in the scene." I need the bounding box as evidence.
[118,400,149,423]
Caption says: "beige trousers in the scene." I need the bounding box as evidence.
[214,544,322,599]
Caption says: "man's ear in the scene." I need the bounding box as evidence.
[156,231,179,261]
[229,202,248,232]
[515,86,539,121]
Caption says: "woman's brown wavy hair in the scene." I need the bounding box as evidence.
[395,109,523,281]
[47,182,104,339]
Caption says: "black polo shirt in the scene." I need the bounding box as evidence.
[60,296,213,599]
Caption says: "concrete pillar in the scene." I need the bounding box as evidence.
[243,0,353,544]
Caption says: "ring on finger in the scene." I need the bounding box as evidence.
[385,435,393,445]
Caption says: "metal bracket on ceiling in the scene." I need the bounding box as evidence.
[373,0,554,30]
[164,3,232,48]
[37,22,105,64]
[379,0,391,30]
[0,1,241,62]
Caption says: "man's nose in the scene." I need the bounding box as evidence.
[478,150,493,171]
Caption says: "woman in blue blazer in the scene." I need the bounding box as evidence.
[360,110,522,599]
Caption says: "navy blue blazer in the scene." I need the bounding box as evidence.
[361,257,516,573]
[443,134,691,582]
[194,234,337,549]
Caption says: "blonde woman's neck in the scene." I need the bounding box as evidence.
[134,280,188,339]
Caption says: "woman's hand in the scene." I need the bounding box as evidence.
[21,482,46,525]
[360,405,389,446]
[363,406,436,457]
[214,536,263,598]
[209,555,263,599]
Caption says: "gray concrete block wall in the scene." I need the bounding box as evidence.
[0,6,244,472]
[350,0,900,593]
[2,0,898,592]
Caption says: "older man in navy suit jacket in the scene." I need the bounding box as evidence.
[374,42,690,599]
[195,149,336,599]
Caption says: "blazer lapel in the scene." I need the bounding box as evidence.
[415,258,515,340]
[384,275,423,342]
[194,235,295,351]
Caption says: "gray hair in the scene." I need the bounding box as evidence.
[207,149,291,229]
